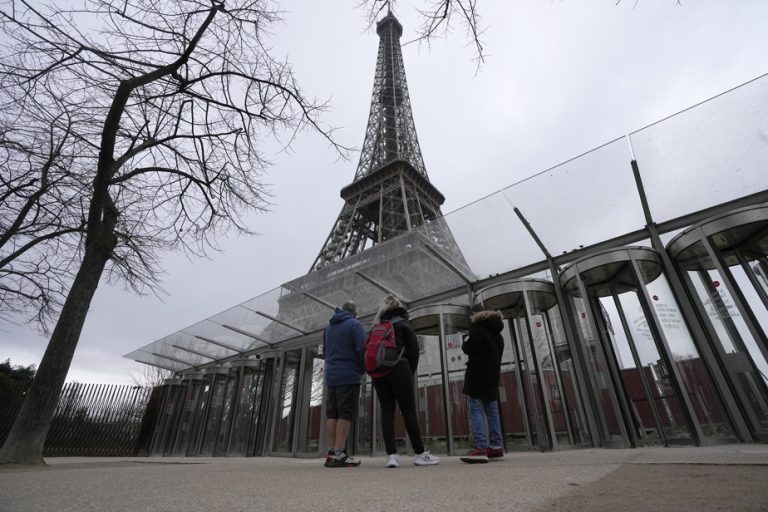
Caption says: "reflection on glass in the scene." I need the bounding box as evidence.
[510,315,548,448]
[529,292,590,446]
[150,382,184,456]
[199,374,228,455]
[228,365,264,456]
[357,375,374,454]
[570,294,624,441]
[299,347,324,454]
[415,333,447,454]
[172,380,201,455]
[498,326,529,448]
[214,374,238,455]
[682,257,768,437]
[609,292,690,444]
[443,314,469,451]
[274,350,302,453]
[730,265,768,385]
[186,377,211,456]
[646,272,736,439]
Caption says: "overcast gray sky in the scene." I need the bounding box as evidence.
[2,0,768,384]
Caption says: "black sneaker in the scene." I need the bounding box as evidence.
[326,452,362,467]
[323,450,334,467]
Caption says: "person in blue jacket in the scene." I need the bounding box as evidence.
[323,300,367,467]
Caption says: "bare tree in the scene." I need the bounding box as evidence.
[361,0,485,68]
[361,0,683,70]
[0,89,88,330]
[0,0,344,464]
[127,364,173,389]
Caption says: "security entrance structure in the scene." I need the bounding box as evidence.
[126,17,768,457]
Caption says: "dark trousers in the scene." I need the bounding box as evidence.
[372,362,425,455]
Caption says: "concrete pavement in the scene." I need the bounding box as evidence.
[0,444,766,512]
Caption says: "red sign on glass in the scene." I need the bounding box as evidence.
[713,280,720,287]
[652,295,659,301]
[536,322,542,327]
[581,312,586,319]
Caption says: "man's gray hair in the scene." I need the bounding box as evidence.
[341,301,359,316]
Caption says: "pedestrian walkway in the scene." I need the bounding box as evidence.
[0,445,766,511]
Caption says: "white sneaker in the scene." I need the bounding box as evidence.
[413,450,440,466]
[386,453,400,468]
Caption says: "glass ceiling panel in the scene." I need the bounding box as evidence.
[126,74,768,373]
[167,331,236,360]
[180,319,255,352]
[361,230,468,300]
[630,73,768,224]
[431,191,546,280]
[124,347,194,372]
[207,302,285,347]
[504,138,646,256]
[125,341,196,371]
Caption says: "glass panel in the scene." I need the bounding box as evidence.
[149,383,183,455]
[443,313,470,451]
[498,323,530,448]
[415,332,447,454]
[299,346,324,455]
[356,375,374,455]
[273,350,302,453]
[362,232,468,301]
[630,75,768,223]
[171,380,202,456]
[214,372,238,455]
[646,271,736,439]
[684,262,768,436]
[228,364,264,456]
[198,373,228,455]
[511,316,548,448]
[422,192,544,280]
[505,138,644,255]
[182,320,258,353]
[545,304,590,445]
[528,292,586,447]
[612,293,691,443]
[570,294,624,441]
[731,262,768,382]
[186,375,212,455]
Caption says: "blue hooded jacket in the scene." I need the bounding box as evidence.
[323,308,367,386]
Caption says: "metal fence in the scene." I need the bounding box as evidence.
[0,382,160,457]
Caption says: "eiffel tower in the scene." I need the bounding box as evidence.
[310,10,465,273]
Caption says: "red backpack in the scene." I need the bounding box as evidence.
[363,319,404,378]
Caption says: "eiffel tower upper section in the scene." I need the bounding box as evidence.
[354,12,427,181]
[310,11,465,273]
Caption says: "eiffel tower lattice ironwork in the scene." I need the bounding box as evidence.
[310,11,466,273]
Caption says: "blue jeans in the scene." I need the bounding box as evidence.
[467,397,502,449]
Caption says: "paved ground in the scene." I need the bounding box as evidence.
[0,445,766,512]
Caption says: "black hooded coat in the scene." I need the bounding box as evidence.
[462,310,504,400]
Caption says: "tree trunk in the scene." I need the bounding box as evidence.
[0,243,112,464]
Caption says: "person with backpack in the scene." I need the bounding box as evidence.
[323,300,367,467]
[367,295,440,468]
[460,303,505,464]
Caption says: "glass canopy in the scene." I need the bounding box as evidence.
[126,72,768,373]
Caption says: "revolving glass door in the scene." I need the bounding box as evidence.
[477,279,591,451]
[561,247,733,447]
[669,204,768,441]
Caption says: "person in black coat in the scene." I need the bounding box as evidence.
[371,295,440,468]
[460,303,505,463]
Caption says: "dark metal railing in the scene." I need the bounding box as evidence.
[0,382,159,457]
